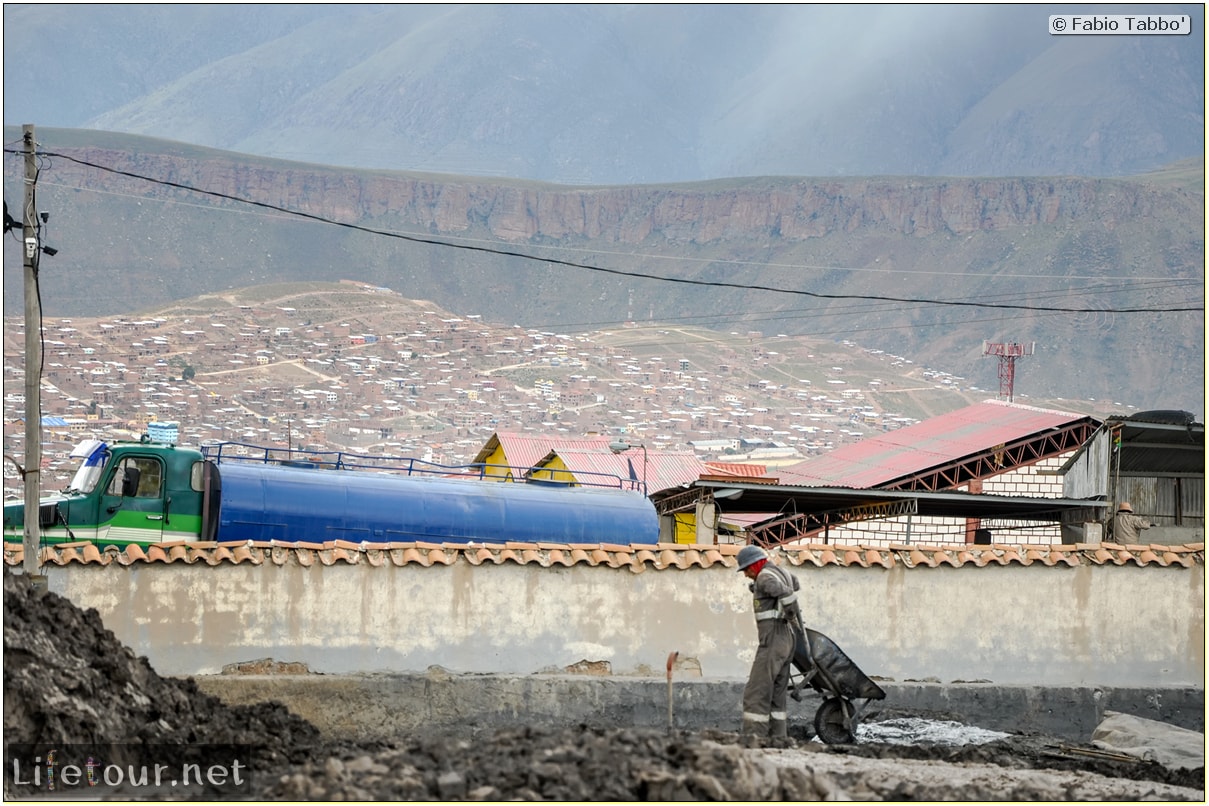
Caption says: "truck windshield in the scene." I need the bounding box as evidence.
[65,440,109,494]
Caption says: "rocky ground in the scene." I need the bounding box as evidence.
[4,572,1204,801]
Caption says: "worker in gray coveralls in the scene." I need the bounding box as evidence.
[1112,501,1152,544]
[736,544,803,738]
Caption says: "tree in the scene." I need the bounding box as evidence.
[181,366,196,381]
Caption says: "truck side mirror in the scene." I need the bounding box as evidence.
[121,467,142,498]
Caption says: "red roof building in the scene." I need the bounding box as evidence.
[778,400,1099,491]
[530,446,715,495]
[762,400,1102,547]
[471,431,613,480]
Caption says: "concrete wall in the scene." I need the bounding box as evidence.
[41,558,1204,688]
[193,675,1206,744]
[1146,526,1206,545]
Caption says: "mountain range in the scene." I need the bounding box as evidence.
[3,4,1204,183]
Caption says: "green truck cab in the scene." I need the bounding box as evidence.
[3,438,209,548]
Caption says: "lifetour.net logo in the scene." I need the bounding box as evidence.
[5,744,254,799]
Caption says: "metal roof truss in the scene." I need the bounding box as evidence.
[654,486,711,515]
[749,498,918,547]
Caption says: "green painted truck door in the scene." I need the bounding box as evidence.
[97,454,167,545]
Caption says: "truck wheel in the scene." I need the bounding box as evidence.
[814,697,856,744]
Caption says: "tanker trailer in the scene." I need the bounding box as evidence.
[4,437,659,549]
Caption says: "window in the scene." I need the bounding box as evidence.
[106,457,163,498]
[190,461,208,492]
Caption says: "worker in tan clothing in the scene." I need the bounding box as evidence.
[736,545,803,739]
[1111,502,1152,544]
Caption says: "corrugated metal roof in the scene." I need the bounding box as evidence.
[778,400,1091,489]
[1111,416,1205,476]
[528,447,636,490]
[544,447,710,494]
[472,431,612,470]
[704,461,769,478]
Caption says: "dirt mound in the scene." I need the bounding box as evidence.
[261,725,838,801]
[252,725,1206,801]
[3,572,319,765]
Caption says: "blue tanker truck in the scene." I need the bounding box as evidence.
[3,437,660,548]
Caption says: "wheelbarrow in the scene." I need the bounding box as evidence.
[788,627,885,744]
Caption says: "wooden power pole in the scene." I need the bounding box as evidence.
[21,124,43,579]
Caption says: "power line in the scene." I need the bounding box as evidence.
[523,282,1200,336]
[7,147,1204,315]
[29,177,1201,314]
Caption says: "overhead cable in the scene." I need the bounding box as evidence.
[7,147,1202,315]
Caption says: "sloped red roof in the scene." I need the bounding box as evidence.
[472,431,612,470]
[778,400,1093,489]
[704,461,768,478]
[542,447,711,494]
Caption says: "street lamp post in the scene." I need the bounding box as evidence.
[609,439,648,496]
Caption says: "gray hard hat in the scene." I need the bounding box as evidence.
[736,544,767,571]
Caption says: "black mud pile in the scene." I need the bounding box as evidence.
[261,726,835,801]
[254,724,1207,801]
[3,572,320,768]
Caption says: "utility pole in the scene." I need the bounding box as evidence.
[21,124,43,579]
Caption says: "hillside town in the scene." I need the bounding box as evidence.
[0,281,1058,498]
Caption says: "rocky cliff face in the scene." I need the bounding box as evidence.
[65,147,1190,246]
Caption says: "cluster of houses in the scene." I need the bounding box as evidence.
[3,286,961,497]
[8,286,1198,551]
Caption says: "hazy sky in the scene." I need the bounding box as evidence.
[4,3,1204,182]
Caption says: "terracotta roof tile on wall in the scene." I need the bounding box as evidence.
[6,540,1202,572]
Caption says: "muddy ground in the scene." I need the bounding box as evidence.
[4,572,1204,801]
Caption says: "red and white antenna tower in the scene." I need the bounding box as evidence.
[982,341,1035,402]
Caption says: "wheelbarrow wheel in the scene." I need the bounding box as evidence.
[814,697,856,744]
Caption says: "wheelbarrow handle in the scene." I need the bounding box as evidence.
[797,623,812,657]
